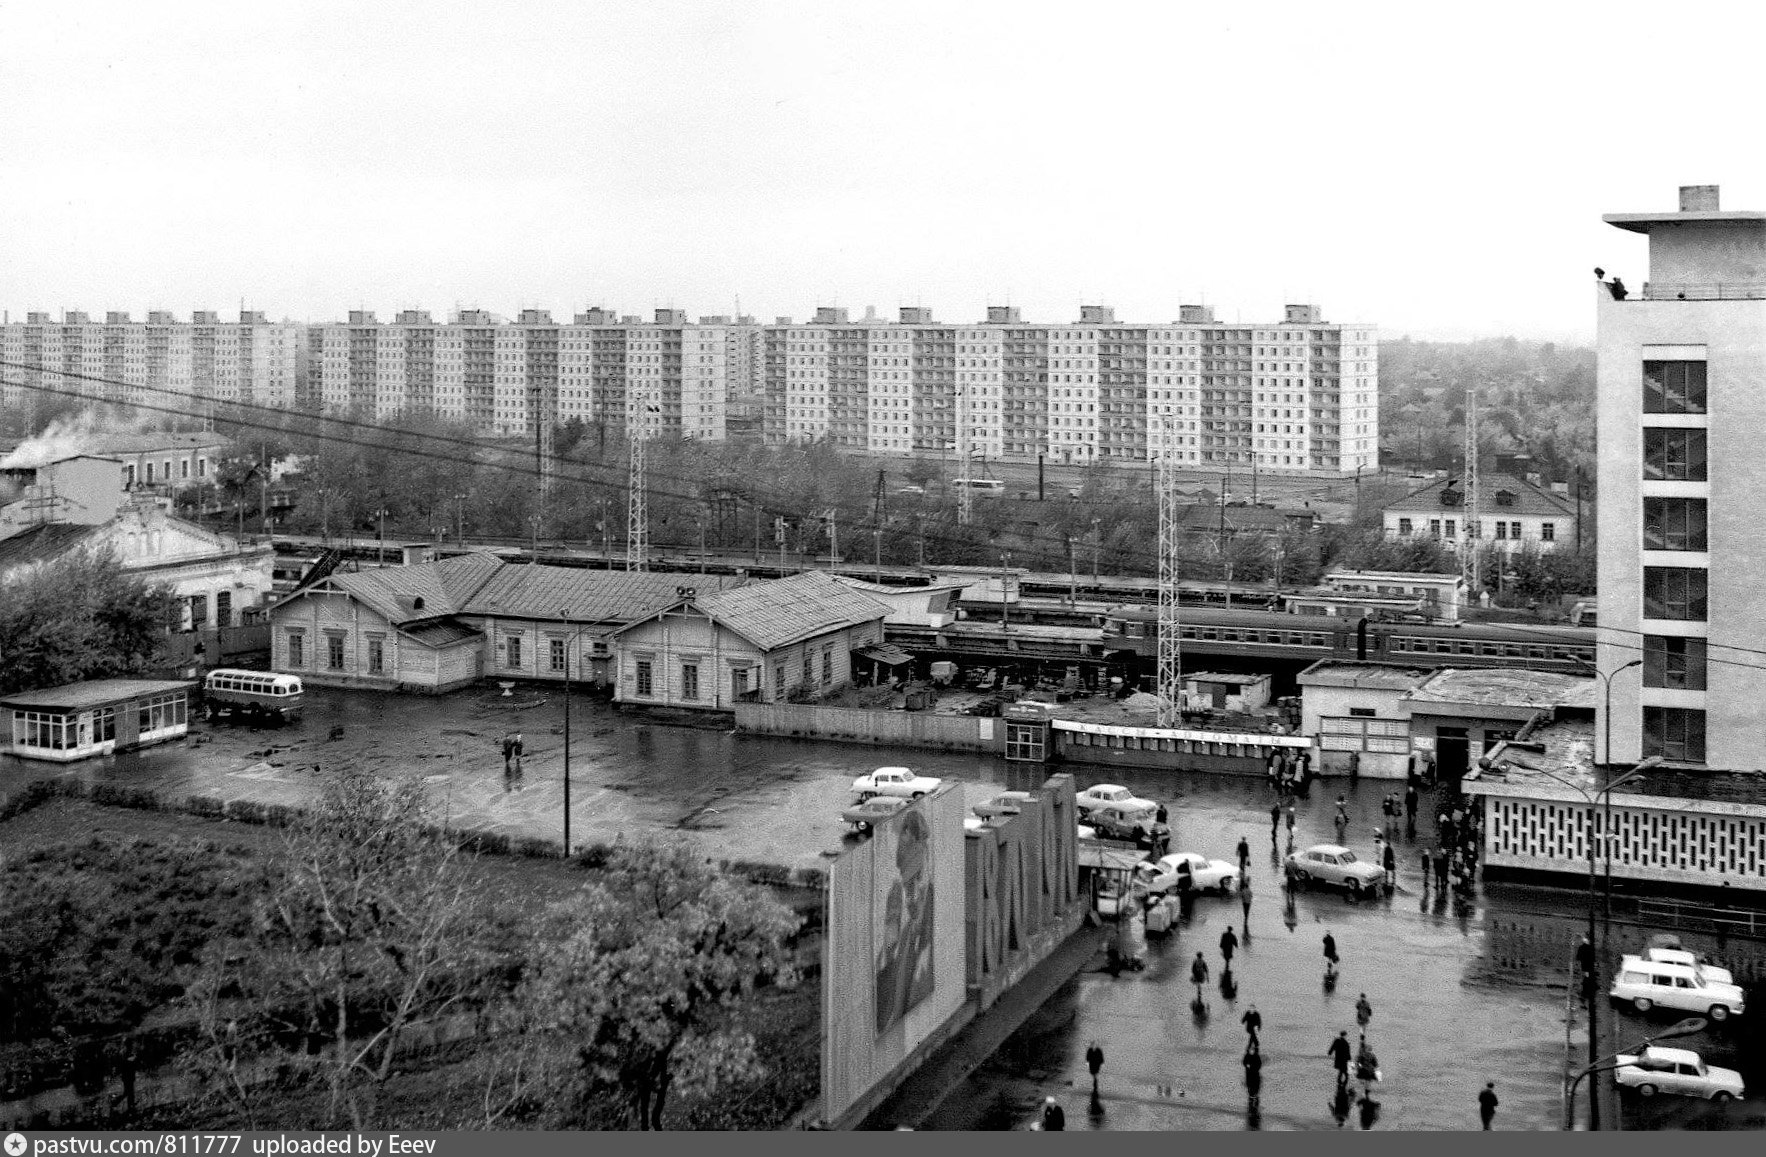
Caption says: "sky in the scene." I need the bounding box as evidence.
[3,0,1765,343]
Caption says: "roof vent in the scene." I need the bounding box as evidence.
[1680,185,1720,211]
[413,596,425,611]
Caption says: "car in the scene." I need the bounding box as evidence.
[1075,784,1157,817]
[1639,941,1735,986]
[850,766,943,800]
[971,791,1035,821]
[1133,852,1239,896]
[1087,803,1168,848]
[1614,1046,1745,1102]
[1610,958,1747,1022]
[842,796,908,832]
[1283,844,1386,897]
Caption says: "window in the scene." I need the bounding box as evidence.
[326,634,344,670]
[505,637,522,668]
[1643,360,1707,414]
[732,668,748,696]
[288,631,305,667]
[1429,519,1441,538]
[822,648,833,684]
[1644,635,1706,690]
[636,660,653,697]
[1397,518,1412,536]
[1444,519,1457,538]
[1541,522,1555,542]
[1644,497,1707,551]
[1509,521,1521,540]
[1643,428,1707,481]
[188,594,208,629]
[550,638,566,673]
[774,664,786,697]
[1645,567,1707,620]
[137,692,187,735]
[1494,522,1508,540]
[367,638,384,676]
[1644,706,1706,762]
[1348,707,1375,718]
[95,706,116,743]
[802,654,813,686]
[681,663,699,700]
[216,590,232,628]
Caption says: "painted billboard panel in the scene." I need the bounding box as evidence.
[873,804,937,1032]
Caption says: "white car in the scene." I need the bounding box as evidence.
[1133,852,1238,896]
[1611,958,1747,1022]
[1614,1046,1745,1102]
[1637,946,1735,987]
[1076,784,1157,817]
[851,766,943,800]
[971,791,1035,821]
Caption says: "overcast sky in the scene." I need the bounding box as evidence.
[3,1,1762,342]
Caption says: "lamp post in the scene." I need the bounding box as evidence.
[1564,1017,1705,1130]
[557,607,594,859]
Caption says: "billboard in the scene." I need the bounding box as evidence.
[873,804,937,1031]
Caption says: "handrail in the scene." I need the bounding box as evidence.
[1641,282,1766,301]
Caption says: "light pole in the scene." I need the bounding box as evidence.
[557,607,594,859]
[374,508,388,566]
[454,492,468,548]
[1564,1017,1705,1130]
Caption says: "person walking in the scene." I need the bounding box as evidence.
[1191,951,1210,997]
[501,732,514,772]
[1270,800,1283,843]
[1239,871,1253,921]
[1328,1030,1352,1086]
[1421,847,1433,891]
[1243,1041,1263,1102]
[1355,993,1373,1027]
[1382,842,1397,888]
[1432,846,1449,891]
[1085,1041,1105,1095]
[1155,801,1169,827]
[1220,924,1239,968]
[1345,749,1358,782]
[1323,930,1339,965]
[1041,1096,1065,1131]
[1241,1004,1263,1044]
[1404,783,1419,823]
[1336,794,1350,823]
[1237,834,1251,875]
[1285,800,1297,836]
[1478,1082,1499,1130]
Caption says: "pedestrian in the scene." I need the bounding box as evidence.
[1267,747,1281,785]
[1243,1043,1263,1100]
[1085,1041,1104,1095]
[512,731,525,760]
[1433,847,1449,890]
[1336,794,1349,823]
[1407,750,1419,784]
[1298,750,1312,781]
[1237,834,1251,873]
[1241,1004,1263,1044]
[1328,1030,1352,1085]
[1382,842,1396,887]
[1380,793,1393,819]
[1372,828,1384,860]
[501,732,514,771]
[1421,847,1432,888]
[1270,800,1282,842]
[1356,1032,1379,1082]
[1191,951,1210,993]
[1478,1082,1499,1130]
[1155,801,1169,826]
[1220,924,1238,967]
[1285,801,1296,834]
[1355,992,1372,1027]
[1404,783,1419,821]
[1240,871,1253,920]
[1346,750,1359,782]
[1575,934,1594,976]
[1041,1096,1065,1131]
[1322,930,1339,965]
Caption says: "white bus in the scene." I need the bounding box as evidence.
[202,668,304,723]
[953,478,1007,497]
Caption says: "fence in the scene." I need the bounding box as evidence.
[734,702,994,752]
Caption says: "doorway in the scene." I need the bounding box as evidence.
[1435,726,1470,781]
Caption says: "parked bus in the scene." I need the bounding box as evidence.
[953,478,1007,497]
[201,668,304,723]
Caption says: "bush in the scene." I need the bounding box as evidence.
[0,780,54,823]
[186,795,224,818]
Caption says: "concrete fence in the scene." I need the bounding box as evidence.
[735,703,995,752]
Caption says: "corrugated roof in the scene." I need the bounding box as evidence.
[0,523,100,574]
[1382,472,1574,518]
[325,552,503,624]
[697,570,889,651]
[464,564,744,624]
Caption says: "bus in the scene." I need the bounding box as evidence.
[953,478,1007,497]
[201,668,304,723]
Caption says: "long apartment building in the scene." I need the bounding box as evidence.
[762,303,1377,473]
[303,307,763,440]
[1596,184,1766,769]
[0,310,302,416]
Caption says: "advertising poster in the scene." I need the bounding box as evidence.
[873,803,936,1033]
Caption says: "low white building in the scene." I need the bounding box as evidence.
[1297,661,1436,779]
[1381,472,1577,553]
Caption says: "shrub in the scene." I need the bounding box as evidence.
[186,795,224,818]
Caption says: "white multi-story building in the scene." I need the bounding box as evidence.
[1595,184,1766,769]
[0,309,301,421]
[759,302,1376,473]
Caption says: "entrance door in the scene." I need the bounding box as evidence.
[1436,726,1470,781]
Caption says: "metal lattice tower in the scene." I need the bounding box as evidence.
[1156,419,1184,728]
[1461,388,1479,595]
[955,382,973,526]
[627,391,649,572]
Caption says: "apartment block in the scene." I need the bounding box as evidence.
[0,309,301,418]
[760,303,1377,472]
[1596,184,1766,769]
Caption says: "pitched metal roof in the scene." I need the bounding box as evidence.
[0,678,195,710]
[0,522,102,574]
[463,564,744,624]
[319,552,503,624]
[1382,472,1575,518]
[695,570,889,651]
[399,619,482,648]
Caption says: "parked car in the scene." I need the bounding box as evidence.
[842,796,908,833]
[1641,937,1735,986]
[1611,957,1747,1021]
[1076,784,1157,817]
[1614,1046,1745,1102]
[1133,852,1238,895]
[851,766,943,800]
[1283,844,1386,896]
[1087,804,1168,848]
[971,791,1035,821]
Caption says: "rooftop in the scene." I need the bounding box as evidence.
[0,522,101,574]
[1404,667,1595,712]
[1471,717,1766,807]
[1380,472,1574,518]
[463,564,745,624]
[1297,660,1437,691]
[695,570,890,651]
[1,678,195,711]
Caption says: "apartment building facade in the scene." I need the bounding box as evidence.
[1596,184,1765,769]
[761,302,1377,473]
[0,310,301,418]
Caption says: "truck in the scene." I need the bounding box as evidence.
[851,766,943,800]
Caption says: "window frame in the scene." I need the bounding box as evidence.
[1643,360,1707,415]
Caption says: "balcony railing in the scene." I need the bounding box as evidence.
[1641,282,1766,301]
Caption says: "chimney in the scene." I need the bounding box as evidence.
[1680,185,1720,212]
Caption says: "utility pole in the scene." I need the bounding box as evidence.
[1000,551,1012,629]
[628,393,654,572]
[376,507,387,566]
[1067,535,1077,605]
[1038,453,1045,502]
[1463,388,1481,598]
[956,383,973,526]
[1156,419,1184,727]
[826,507,838,563]
[1091,517,1101,582]
[454,492,467,548]
[259,446,269,539]
[698,517,707,573]
[1575,464,1585,553]
[775,515,788,574]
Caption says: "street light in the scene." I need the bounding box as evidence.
[557,608,596,859]
[1564,1017,1705,1130]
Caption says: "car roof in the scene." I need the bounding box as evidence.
[1305,844,1351,855]
[1087,784,1128,793]
[1639,1046,1701,1065]
[875,766,912,775]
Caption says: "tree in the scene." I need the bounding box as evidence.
[184,765,481,1129]
[514,837,800,1129]
[0,550,179,695]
